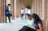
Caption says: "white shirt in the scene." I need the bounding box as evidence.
[25,8,28,13]
[21,10,24,14]
[28,9,31,14]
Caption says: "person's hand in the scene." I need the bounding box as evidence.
[9,10,12,11]
[32,24,34,26]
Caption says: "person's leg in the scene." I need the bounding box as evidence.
[25,13,26,19]
[25,13,27,19]
[21,14,22,19]
[22,14,23,19]
[8,16,11,22]
[19,26,29,31]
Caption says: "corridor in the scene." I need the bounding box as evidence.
[0,17,27,31]
[0,0,48,31]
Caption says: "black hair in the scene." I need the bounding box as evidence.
[8,4,11,6]
[22,8,23,10]
[31,13,42,24]
[27,14,31,20]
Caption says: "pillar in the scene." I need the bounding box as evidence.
[0,0,6,23]
[47,0,48,20]
[39,0,42,19]
[31,0,45,20]
[31,0,35,14]
[16,0,21,18]
[10,0,15,19]
[42,0,47,20]
[14,0,16,18]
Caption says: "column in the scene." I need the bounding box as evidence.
[16,0,20,18]
[14,0,16,19]
[31,0,35,14]
[42,0,45,20]
[4,0,7,23]
[36,0,40,15]
[44,0,47,20]
[35,0,36,13]
[39,0,42,19]
[42,0,47,20]
[10,0,15,20]
[19,0,21,17]
[0,0,6,23]
[47,0,48,20]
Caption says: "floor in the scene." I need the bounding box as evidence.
[0,17,27,31]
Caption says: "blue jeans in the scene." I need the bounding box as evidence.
[21,14,24,19]
[25,13,27,19]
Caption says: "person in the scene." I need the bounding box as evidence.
[26,14,34,26]
[31,13,43,31]
[21,8,24,19]
[5,4,12,23]
[19,14,36,31]
[25,8,28,19]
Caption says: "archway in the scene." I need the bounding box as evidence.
[26,6,31,14]
[26,6,31,9]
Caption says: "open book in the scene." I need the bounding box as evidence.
[25,24,35,29]
[29,25,35,29]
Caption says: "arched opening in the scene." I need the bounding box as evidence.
[26,6,31,9]
[26,6,31,14]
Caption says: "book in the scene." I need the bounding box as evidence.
[25,24,35,29]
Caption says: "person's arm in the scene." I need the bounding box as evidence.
[37,23,43,31]
[25,20,29,25]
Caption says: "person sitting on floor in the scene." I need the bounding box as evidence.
[19,14,36,31]
[31,13,43,31]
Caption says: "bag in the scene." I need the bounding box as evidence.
[8,13,12,16]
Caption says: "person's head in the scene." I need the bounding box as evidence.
[31,13,42,24]
[26,14,31,20]
[22,8,23,10]
[8,4,11,7]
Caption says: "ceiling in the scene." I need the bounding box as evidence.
[21,0,32,7]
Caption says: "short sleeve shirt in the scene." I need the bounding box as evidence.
[34,21,42,29]
[26,20,34,25]
[21,10,24,14]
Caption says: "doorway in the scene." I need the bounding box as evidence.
[26,6,31,14]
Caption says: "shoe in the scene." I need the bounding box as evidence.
[9,22,11,23]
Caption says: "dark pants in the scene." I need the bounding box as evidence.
[19,26,36,31]
[6,14,11,22]
[8,16,10,22]
[21,14,24,19]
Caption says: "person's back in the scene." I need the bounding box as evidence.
[21,10,24,14]
[5,6,9,14]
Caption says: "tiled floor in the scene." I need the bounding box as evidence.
[0,17,27,31]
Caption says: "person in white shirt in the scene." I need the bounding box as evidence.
[21,8,24,19]
[25,8,28,19]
